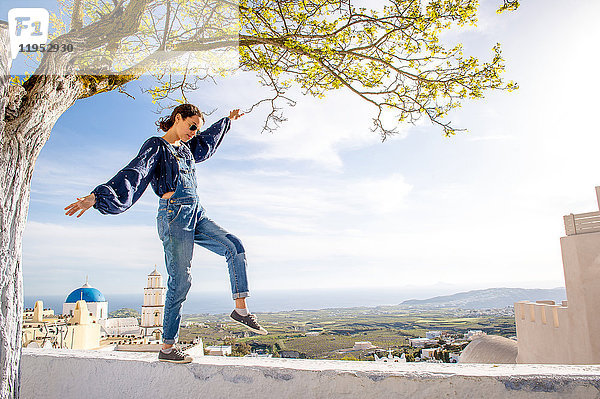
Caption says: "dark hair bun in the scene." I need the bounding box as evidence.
[157,116,173,132]
[155,103,205,132]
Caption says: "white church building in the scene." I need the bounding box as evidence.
[140,266,166,341]
[62,278,108,321]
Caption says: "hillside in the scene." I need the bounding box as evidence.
[401,287,566,309]
[108,308,141,319]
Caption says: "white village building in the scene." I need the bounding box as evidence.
[425,331,442,339]
[102,317,140,336]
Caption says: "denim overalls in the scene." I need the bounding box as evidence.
[157,140,249,345]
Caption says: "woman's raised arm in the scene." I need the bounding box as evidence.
[187,109,245,163]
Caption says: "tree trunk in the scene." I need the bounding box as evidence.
[0,23,85,399]
[0,20,20,399]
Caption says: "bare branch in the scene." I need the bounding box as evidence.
[71,0,84,31]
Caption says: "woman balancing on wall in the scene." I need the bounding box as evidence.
[65,103,268,363]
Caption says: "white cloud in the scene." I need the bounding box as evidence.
[466,135,515,142]
[23,221,163,269]
[196,169,413,233]
[232,90,384,170]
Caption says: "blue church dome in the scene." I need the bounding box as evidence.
[65,282,106,303]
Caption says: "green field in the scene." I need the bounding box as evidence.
[179,305,515,360]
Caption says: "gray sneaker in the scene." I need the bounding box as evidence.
[230,310,268,335]
[158,347,193,363]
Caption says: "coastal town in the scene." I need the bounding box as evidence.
[23,266,510,363]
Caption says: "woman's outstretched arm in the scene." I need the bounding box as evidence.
[65,137,161,217]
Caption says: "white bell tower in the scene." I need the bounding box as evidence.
[140,265,166,341]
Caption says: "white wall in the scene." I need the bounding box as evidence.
[20,349,600,399]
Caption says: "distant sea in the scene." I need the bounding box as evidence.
[25,286,458,315]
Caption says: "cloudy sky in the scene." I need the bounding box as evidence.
[7,0,600,300]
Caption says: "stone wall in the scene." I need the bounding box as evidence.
[21,349,600,398]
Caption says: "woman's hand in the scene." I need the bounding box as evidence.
[228,109,245,120]
[65,193,96,218]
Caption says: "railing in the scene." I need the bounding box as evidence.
[563,186,600,235]
[563,211,600,235]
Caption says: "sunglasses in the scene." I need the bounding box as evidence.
[188,123,198,131]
